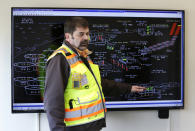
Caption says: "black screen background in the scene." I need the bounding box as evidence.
[12,15,183,105]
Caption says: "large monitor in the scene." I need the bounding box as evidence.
[11,8,184,113]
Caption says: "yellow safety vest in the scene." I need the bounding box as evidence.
[47,44,106,127]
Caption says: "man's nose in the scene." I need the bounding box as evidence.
[83,34,89,40]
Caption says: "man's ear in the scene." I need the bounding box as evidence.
[65,33,70,40]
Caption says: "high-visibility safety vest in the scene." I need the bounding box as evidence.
[47,44,106,127]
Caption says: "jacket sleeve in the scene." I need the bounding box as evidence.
[44,54,70,131]
[101,78,132,97]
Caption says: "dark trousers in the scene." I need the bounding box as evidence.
[66,125,102,131]
[65,119,105,131]
[66,127,101,131]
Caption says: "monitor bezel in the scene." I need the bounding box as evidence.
[11,7,185,113]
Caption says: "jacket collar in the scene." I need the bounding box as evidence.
[63,40,92,58]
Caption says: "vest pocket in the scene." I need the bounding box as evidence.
[77,91,104,119]
[77,91,99,105]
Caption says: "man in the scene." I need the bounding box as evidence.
[44,17,145,131]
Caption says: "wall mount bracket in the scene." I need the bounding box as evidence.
[158,109,169,119]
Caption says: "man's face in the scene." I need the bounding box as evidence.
[66,27,90,51]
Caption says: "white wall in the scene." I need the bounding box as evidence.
[1,0,195,131]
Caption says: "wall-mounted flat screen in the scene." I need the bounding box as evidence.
[11,8,184,113]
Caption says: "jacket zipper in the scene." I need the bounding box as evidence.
[90,70,106,119]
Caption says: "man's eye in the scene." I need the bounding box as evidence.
[79,32,84,36]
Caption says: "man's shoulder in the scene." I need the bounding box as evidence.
[48,53,64,62]
[47,53,68,67]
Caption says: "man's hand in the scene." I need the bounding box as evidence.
[131,85,146,92]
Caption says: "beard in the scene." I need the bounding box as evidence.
[78,40,89,50]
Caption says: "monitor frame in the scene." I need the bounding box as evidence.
[11,7,185,113]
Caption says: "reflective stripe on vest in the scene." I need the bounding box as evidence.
[66,54,93,68]
[56,48,68,54]
[47,47,68,61]
[65,99,105,121]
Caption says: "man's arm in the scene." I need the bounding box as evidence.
[44,54,70,131]
[101,79,146,97]
[101,79,131,97]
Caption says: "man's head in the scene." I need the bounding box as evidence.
[64,17,89,51]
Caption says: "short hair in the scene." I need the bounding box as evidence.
[64,17,88,34]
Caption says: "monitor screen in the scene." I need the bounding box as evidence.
[11,8,184,113]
